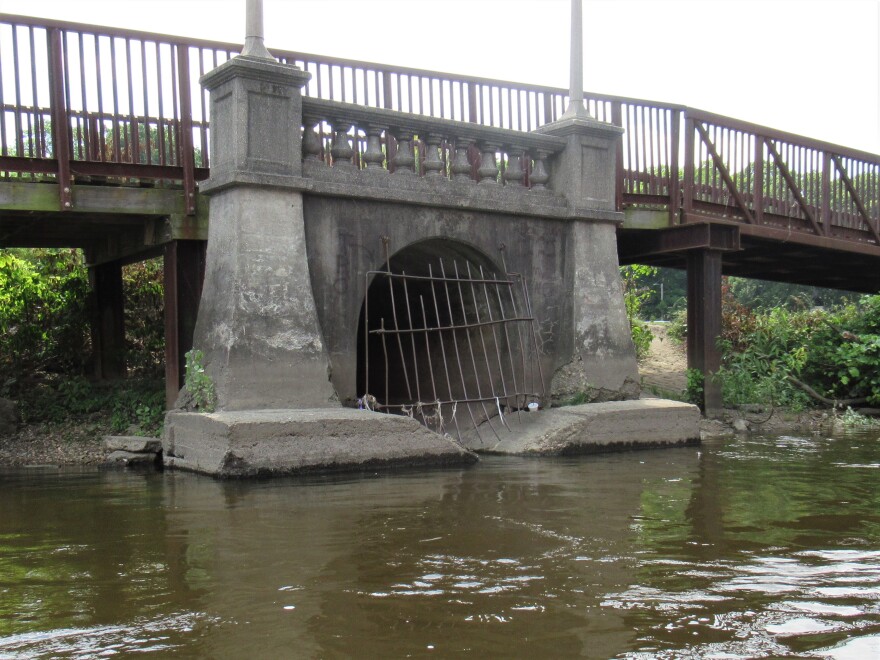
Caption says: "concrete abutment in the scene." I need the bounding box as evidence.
[162,48,699,478]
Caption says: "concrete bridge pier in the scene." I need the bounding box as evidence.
[162,47,476,476]
[538,113,640,404]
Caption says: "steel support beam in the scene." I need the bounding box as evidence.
[687,249,723,416]
[163,240,207,409]
[89,260,126,380]
[617,223,740,263]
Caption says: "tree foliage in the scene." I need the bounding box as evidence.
[0,249,166,434]
[718,294,880,408]
[620,265,657,360]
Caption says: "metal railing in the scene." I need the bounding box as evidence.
[1,14,878,247]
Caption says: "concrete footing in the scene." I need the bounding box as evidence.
[163,400,698,478]
[163,408,477,478]
[463,399,701,455]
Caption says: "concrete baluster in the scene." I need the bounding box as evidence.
[451,138,473,181]
[363,125,386,170]
[503,147,524,187]
[529,150,550,190]
[424,134,445,177]
[330,120,354,168]
[393,131,416,175]
[477,142,499,184]
[302,115,324,162]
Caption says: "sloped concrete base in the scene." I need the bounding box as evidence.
[463,399,701,455]
[163,408,477,478]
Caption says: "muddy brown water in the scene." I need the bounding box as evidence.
[1,430,879,658]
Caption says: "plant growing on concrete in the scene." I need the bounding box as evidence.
[685,368,704,407]
[184,349,216,412]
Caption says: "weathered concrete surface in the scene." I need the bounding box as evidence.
[103,436,162,453]
[163,409,477,477]
[463,399,701,455]
[188,188,337,410]
[537,114,623,213]
[186,53,337,411]
[550,220,641,405]
[105,450,162,468]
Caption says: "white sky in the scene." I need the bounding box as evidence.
[1,0,878,153]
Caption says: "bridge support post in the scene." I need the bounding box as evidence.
[537,115,640,402]
[89,260,126,380]
[163,240,206,409]
[178,52,336,411]
[686,249,723,415]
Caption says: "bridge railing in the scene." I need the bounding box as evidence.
[681,109,880,246]
[1,13,879,248]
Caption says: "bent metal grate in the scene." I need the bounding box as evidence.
[362,239,546,443]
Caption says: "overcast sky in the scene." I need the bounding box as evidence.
[1,0,878,153]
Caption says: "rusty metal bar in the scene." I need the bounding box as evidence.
[766,139,822,235]
[450,260,498,439]
[438,258,482,438]
[176,45,196,214]
[695,121,755,223]
[382,239,414,403]
[832,154,880,243]
[463,261,508,431]
[478,265,515,416]
[47,28,72,208]
[427,264,464,442]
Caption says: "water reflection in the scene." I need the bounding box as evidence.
[1,430,879,658]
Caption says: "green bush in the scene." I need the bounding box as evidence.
[621,265,656,360]
[1,249,167,435]
[0,249,91,381]
[716,294,880,409]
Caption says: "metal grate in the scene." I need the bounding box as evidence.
[363,239,545,443]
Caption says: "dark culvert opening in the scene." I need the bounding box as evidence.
[356,239,544,439]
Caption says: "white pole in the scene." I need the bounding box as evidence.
[561,0,590,119]
[241,0,273,59]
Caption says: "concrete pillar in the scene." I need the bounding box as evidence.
[89,260,126,379]
[537,115,639,402]
[686,249,723,415]
[164,240,206,409]
[190,52,337,410]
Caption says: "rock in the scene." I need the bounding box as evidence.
[732,418,750,433]
[0,398,20,435]
[103,435,162,453]
[105,450,161,468]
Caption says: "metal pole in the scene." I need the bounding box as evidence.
[241,0,273,59]
[560,0,590,120]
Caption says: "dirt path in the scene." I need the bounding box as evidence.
[639,323,687,396]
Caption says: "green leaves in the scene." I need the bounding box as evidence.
[718,294,880,408]
[183,349,216,412]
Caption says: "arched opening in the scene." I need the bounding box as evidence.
[356,238,544,440]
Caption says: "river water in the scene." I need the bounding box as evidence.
[1,430,879,658]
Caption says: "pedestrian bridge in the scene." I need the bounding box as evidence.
[1,13,879,416]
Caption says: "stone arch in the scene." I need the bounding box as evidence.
[355,237,542,435]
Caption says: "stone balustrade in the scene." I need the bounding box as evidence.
[301,98,564,191]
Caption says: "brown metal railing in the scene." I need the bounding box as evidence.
[1,13,879,248]
[681,109,880,245]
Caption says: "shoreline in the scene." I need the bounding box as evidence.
[0,406,840,469]
[0,325,854,468]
